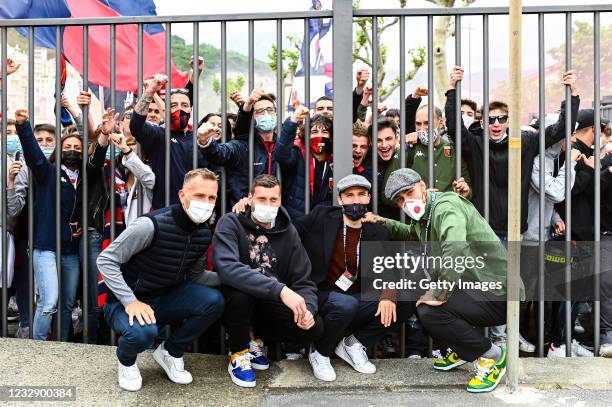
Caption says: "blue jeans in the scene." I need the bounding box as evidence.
[314,290,415,357]
[32,250,80,341]
[104,281,224,366]
[80,228,103,344]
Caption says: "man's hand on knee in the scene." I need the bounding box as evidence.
[125,300,156,326]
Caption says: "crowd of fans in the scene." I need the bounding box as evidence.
[1,52,611,377]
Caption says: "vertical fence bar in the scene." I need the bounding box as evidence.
[137,24,144,217]
[81,24,90,343]
[537,12,546,357]
[248,20,254,188]
[482,14,490,340]
[192,22,199,170]
[564,11,572,357]
[427,16,434,188]
[593,10,601,356]
[54,26,63,341]
[1,26,7,338]
[165,23,172,208]
[331,0,353,201]
[399,15,407,358]
[454,15,462,180]
[220,21,227,215]
[304,17,312,214]
[371,17,379,214]
[28,26,35,338]
[110,24,117,243]
[275,20,283,184]
[219,20,228,356]
[164,22,172,339]
[482,15,490,222]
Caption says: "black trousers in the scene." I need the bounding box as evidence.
[222,286,324,353]
[417,289,506,362]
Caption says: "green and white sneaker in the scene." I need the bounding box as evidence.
[466,347,507,393]
[433,350,467,371]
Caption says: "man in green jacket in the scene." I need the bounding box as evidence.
[365,168,519,394]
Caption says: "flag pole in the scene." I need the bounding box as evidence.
[507,0,522,393]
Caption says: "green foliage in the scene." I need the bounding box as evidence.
[212,74,246,112]
[267,35,302,82]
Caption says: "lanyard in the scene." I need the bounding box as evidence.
[421,192,437,279]
[343,222,362,281]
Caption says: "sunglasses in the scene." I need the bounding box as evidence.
[489,115,508,125]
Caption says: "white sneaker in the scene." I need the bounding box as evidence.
[599,343,612,357]
[118,361,142,391]
[153,342,193,384]
[571,340,594,357]
[547,344,569,358]
[308,347,336,382]
[519,334,536,353]
[334,337,376,374]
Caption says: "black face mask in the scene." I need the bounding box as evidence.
[342,203,368,221]
[62,150,81,167]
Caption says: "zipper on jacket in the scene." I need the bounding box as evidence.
[177,232,193,281]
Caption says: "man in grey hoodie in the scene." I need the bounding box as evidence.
[213,174,322,388]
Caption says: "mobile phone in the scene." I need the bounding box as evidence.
[14,151,21,162]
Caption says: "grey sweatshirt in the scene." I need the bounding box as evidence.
[4,155,29,231]
[523,142,577,242]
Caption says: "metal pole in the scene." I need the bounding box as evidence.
[371,16,379,214]
[331,0,353,203]
[537,12,546,358]
[304,18,311,214]
[54,26,63,341]
[1,27,7,338]
[192,22,199,170]
[427,16,434,188]
[165,23,172,208]
[137,23,144,218]
[81,24,90,343]
[454,15,462,180]
[564,12,572,357]
[399,15,407,357]
[110,24,117,243]
[483,14,490,222]
[248,20,254,189]
[507,0,522,392]
[220,21,227,216]
[27,26,35,338]
[593,10,601,357]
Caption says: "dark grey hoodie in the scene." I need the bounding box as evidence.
[212,205,318,314]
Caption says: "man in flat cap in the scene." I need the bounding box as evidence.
[365,168,523,394]
[289,174,416,382]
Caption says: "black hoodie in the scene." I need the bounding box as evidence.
[213,205,318,314]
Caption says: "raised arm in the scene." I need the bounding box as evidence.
[130,74,168,154]
[14,110,52,184]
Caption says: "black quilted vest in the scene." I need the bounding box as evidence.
[121,204,211,299]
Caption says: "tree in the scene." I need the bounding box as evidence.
[267,35,302,90]
[212,74,246,113]
[492,21,612,123]
[425,0,476,104]
[352,0,426,103]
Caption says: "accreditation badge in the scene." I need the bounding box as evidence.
[335,271,354,291]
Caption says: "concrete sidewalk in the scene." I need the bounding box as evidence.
[1,338,611,406]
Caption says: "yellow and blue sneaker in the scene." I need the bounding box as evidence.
[433,349,467,371]
[466,347,507,393]
[249,339,270,370]
[228,349,256,388]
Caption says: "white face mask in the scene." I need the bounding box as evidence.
[462,114,474,128]
[417,129,438,145]
[252,204,279,226]
[185,199,215,224]
[402,196,426,221]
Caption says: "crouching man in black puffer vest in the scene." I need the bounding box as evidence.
[98,168,225,392]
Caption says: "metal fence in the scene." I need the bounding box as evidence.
[0,4,610,358]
